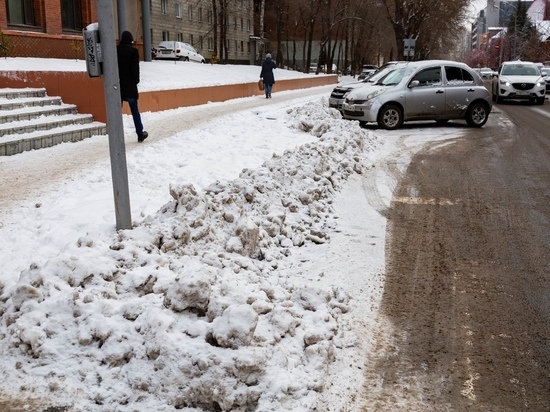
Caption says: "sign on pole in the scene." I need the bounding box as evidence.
[404,38,416,58]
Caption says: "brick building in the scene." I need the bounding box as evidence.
[0,0,259,64]
[0,0,145,59]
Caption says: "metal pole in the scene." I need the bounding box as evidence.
[97,0,132,230]
[142,0,152,61]
[116,0,126,37]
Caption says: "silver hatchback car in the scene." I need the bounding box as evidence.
[342,60,492,130]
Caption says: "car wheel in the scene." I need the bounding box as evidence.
[536,97,545,105]
[377,104,403,130]
[465,102,489,128]
[185,56,190,62]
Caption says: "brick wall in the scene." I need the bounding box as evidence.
[0,30,145,60]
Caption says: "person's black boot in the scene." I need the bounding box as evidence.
[138,131,148,143]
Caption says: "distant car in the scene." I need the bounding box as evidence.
[475,67,494,79]
[539,67,550,92]
[358,65,378,80]
[310,63,338,74]
[154,41,206,63]
[491,60,545,105]
[342,60,492,130]
[329,62,410,112]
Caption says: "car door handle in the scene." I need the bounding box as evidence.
[467,89,476,92]
[436,90,444,94]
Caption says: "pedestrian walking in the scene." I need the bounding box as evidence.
[117,30,148,142]
[260,53,276,99]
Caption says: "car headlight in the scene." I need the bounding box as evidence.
[366,89,386,100]
[536,80,544,87]
[499,79,510,86]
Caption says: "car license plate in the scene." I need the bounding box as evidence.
[161,50,171,54]
[515,91,529,95]
[329,98,338,105]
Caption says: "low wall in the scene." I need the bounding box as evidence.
[0,71,337,123]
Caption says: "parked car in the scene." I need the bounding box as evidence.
[310,63,338,74]
[474,67,495,79]
[154,41,206,63]
[329,62,410,111]
[491,60,545,105]
[342,60,492,130]
[539,67,550,92]
[358,64,378,80]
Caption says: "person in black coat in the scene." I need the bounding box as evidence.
[117,30,148,142]
[260,53,276,98]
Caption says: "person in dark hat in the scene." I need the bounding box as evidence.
[117,30,148,142]
[260,52,276,98]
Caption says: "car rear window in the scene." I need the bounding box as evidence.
[445,66,475,85]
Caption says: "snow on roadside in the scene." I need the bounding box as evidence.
[0,99,381,411]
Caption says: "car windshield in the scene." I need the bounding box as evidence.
[501,64,540,76]
[364,68,391,83]
[375,67,409,86]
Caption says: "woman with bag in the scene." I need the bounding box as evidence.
[260,53,276,98]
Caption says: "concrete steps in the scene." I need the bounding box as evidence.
[0,87,107,156]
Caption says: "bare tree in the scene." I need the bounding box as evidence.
[380,0,470,61]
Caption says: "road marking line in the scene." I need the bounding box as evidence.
[393,197,458,205]
[532,107,550,119]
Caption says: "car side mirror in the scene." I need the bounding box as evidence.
[541,72,548,77]
[409,80,420,88]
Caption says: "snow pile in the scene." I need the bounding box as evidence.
[0,99,380,411]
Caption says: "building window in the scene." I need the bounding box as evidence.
[208,37,214,51]
[247,19,251,32]
[207,10,212,24]
[175,2,182,18]
[188,5,193,20]
[198,7,202,22]
[241,18,243,31]
[6,0,35,26]
[241,40,244,53]
[234,17,237,30]
[199,35,203,50]
[61,0,82,31]
[177,33,183,42]
[161,0,167,15]
[189,34,194,46]
[162,31,170,41]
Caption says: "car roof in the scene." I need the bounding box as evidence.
[502,60,535,65]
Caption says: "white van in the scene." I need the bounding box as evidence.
[154,41,206,63]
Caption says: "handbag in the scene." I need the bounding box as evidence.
[258,79,265,91]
